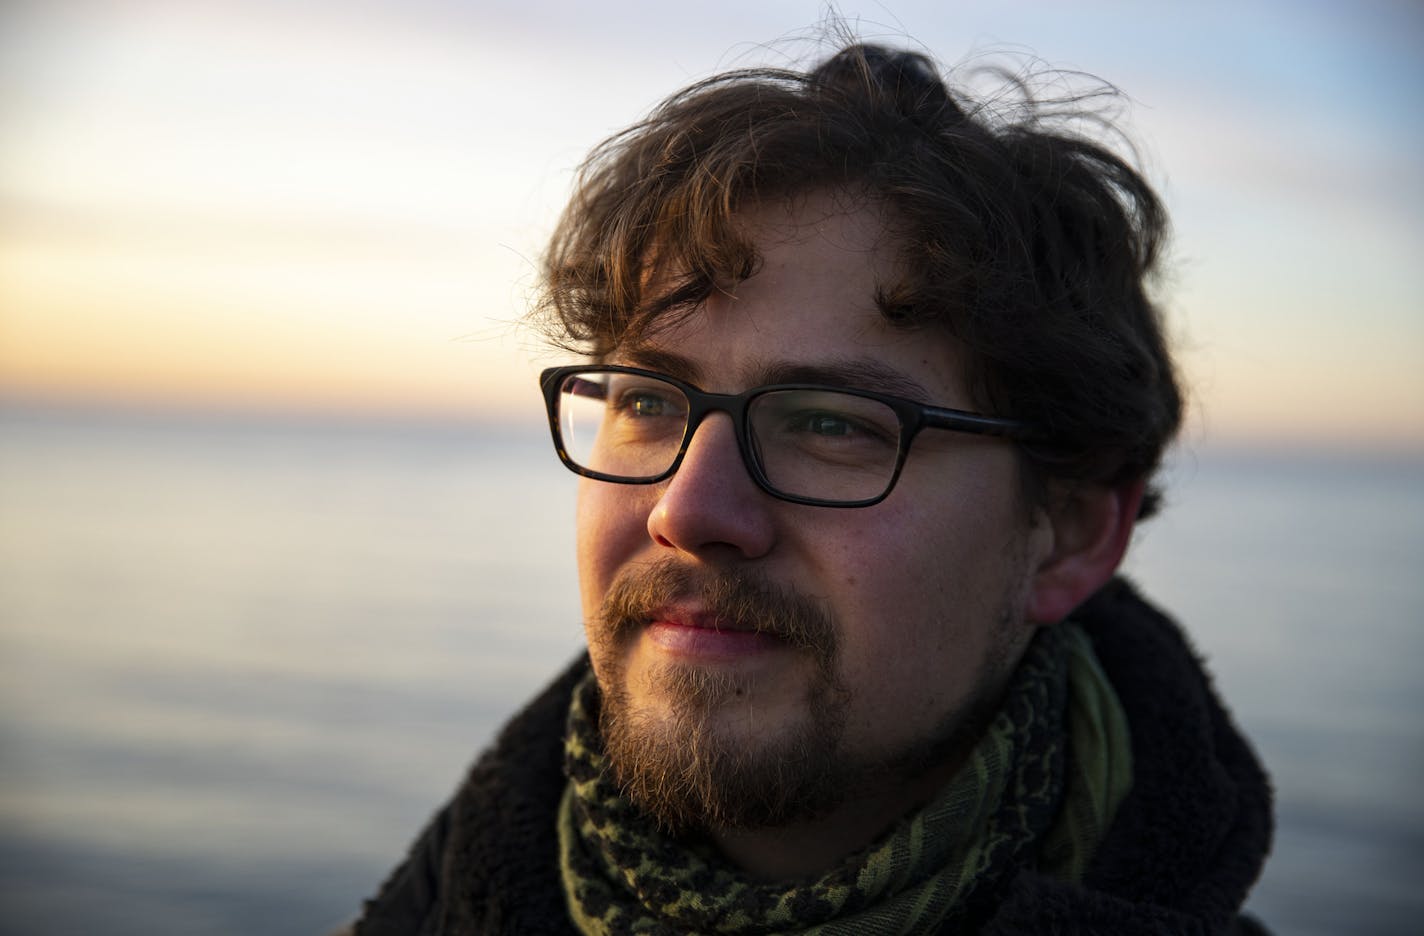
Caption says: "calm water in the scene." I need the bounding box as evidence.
[1,404,1421,935]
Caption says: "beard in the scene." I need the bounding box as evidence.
[588,557,1024,836]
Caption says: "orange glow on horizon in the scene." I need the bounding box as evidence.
[2,1,1420,449]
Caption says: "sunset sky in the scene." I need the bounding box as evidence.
[2,0,1421,447]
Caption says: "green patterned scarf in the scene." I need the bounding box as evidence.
[558,623,1131,935]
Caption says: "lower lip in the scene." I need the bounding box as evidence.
[644,621,785,661]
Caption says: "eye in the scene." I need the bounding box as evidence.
[753,390,902,450]
[785,408,898,446]
[795,412,857,437]
[604,380,688,425]
[616,389,676,417]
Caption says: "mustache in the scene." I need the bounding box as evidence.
[597,558,837,659]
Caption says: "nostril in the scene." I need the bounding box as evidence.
[649,507,677,549]
[644,425,777,561]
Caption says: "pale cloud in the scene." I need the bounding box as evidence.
[2,0,1420,446]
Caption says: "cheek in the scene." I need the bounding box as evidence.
[820,484,1024,730]
[575,480,650,620]
[810,507,945,663]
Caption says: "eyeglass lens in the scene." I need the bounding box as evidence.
[556,371,904,502]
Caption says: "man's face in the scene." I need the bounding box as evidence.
[576,193,1054,833]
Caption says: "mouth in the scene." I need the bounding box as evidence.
[651,607,756,632]
[596,561,835,668]
[643,605,788,661]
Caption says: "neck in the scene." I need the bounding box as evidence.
[707,647,1030,881]
[708,757,961,880]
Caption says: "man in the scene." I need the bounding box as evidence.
[349,42,1272,935]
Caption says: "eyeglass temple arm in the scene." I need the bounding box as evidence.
[919,405,1042,441]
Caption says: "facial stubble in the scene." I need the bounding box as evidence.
[589,558,1027,836]
[592,559,848,832]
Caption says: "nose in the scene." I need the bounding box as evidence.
[646,412,776,560]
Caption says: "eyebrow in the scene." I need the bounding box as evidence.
[618,347,935,403]
[619,347,701,382]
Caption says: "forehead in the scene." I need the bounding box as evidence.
[627,194,969,403]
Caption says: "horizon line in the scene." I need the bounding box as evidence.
[5,390,1423,461]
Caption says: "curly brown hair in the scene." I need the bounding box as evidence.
[535,43,1183,518]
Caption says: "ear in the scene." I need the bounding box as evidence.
[1025,479,1144,624]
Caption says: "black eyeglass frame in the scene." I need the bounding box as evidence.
[539,364,1042,508]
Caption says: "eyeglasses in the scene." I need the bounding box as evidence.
[539,364,1040,508]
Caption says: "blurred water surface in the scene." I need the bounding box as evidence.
[1,404,1420,935]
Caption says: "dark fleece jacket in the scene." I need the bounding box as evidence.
[351,579,1273,935]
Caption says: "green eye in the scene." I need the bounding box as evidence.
[628,394,667,417]
[801,414,854,436]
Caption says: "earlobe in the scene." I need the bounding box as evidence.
[1025,479,1145,624]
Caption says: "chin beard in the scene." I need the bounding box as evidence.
[590,558,1024,835]
[599,659,852,832]
[592,558,851,832]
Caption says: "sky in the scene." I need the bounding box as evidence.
[2,0,1421,448]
